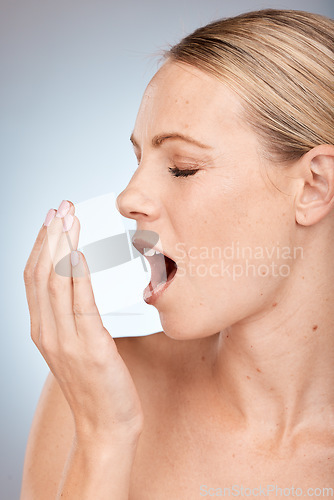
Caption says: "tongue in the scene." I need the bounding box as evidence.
[150,254,168,290]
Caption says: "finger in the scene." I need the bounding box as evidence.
[71,250,110,340]
[24,213,53,281]
[24,210,56,343]
[34,201,75,347]
[48,213,81,338]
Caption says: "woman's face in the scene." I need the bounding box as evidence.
[116,61,298,339]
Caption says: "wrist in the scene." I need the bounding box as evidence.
[74,423,143,452]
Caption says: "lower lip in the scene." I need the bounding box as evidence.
[143,268,177,304]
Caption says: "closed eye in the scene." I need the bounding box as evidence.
[168,167,199,178]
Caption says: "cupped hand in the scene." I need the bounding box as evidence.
[23,200,144,444]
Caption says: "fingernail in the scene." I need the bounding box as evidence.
[43,208,56,227]
[56,200,70,218]
[71,250,80,267]
[62,213,74,232]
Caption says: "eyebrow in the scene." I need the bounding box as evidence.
[130,132,213,150]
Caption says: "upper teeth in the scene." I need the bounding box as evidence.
[143,247,162,256]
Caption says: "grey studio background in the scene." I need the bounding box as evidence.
[1,0,333,497]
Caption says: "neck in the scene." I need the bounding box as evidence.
[212,262,334,447]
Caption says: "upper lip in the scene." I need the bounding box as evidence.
[132,236,176,263]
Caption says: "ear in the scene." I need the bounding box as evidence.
[295,145,334,226]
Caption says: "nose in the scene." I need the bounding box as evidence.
[116,182,160,222]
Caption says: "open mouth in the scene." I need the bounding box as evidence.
[132,237,178,299]
[144,251,178,289]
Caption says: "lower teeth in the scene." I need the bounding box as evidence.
[144,258,177,300]
[144,280,167,300]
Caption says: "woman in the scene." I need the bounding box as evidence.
[21,8,334,499]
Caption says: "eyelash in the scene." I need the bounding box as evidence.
[135,157,199,178]
[168,166,199,178]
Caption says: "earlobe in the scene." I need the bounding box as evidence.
[295,145,334,226]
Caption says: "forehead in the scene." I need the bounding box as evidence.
[133,61,247,146]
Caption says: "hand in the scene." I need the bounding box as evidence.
[23,200,144,444]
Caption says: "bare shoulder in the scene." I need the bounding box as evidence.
[20,332,166,499]
[20,331,217,499]
[20,370,75,499]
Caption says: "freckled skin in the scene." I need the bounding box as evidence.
[121,60,301,340]
[116,60,334,487]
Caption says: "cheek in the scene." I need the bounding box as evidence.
[160,173,295,339]
[178,193,292,293]
[170,165,292,279]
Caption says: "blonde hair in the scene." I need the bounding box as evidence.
[164,9,334,164]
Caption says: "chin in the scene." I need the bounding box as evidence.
[158,310,226,341]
